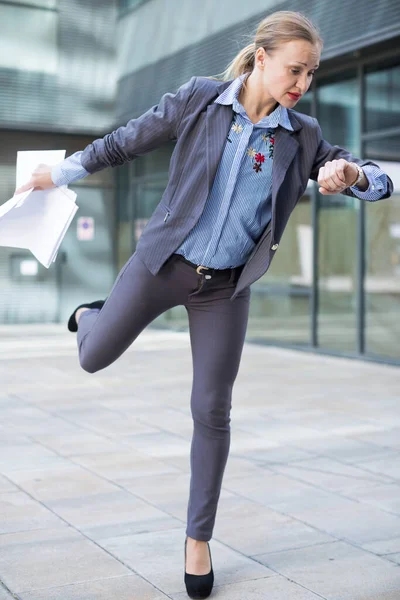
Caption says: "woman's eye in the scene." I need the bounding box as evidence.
[291,70,300,74]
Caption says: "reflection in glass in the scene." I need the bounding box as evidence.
[247,193,312,346]
[316,76,359,352]
[365,65,400,132]
[365,152,400,359]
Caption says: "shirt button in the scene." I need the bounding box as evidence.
[271,244,279,251]
[372,185,375,190]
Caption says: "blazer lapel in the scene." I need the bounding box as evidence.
[272,127,300,199]
[206,101,233,192]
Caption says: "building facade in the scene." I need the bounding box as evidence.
[0,0,118,323]
[1,0,399,364]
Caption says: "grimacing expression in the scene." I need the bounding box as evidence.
[260,40,320,107]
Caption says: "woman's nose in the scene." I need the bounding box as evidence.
[297,73,310,94]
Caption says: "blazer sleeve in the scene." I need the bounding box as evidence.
[309,118,393,200]
[80,76,197,174]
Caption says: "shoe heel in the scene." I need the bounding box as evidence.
[184,538,214,599]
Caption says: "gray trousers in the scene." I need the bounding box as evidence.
[76,252,251,541]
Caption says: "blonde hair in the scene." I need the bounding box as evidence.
[219,11,323,81]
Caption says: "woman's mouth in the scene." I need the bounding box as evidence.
[287,92,301,100]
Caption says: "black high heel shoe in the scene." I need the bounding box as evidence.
[184,538,214,599]
[67,300,105,332]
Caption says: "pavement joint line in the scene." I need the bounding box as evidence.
[0,471,177,599]
[269,460,395,484]
[3,420,338,596]
[0,579,20,600]
[12,426,191,534]
[9,392,188,464]
[261,462,400,520]
[209,538,329,600]
[15,574,172,598]
[249,539,339,557]
[219,481,400,565]
[317,451,400,485]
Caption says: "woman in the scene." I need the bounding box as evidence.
[16,11,393,599]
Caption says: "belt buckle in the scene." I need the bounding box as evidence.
[196,265,212,279]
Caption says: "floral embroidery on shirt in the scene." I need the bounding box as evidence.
[248,131,275,172]
[267,135,275,158]
[232,122,243,134]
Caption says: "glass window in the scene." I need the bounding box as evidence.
[364,147,400,360]
[7,1,57,6]
[247,192,313,347]
[365,64,400,132]
[316,75,360,353]
[317,74,359,154]
[119,0,148,12]
[0,3,57,74]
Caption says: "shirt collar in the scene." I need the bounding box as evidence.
[215,73,294,131]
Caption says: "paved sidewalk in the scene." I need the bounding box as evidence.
[0,324,400,599]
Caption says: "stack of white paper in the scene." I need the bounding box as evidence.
[0,150,79,268]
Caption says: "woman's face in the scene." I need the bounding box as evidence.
[258,39,320,108]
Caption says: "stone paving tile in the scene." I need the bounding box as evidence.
[99,528,274,596]
[224,470,355,511]
[0,442,70,474]
[354,455,400,481]
[0,527,130,593]
[71,451,181,481]
[256,540,400,599]
[362,537,400,555]
[29,431,126,457]
[222,456,275,481]
[269,456,393,494]
[47,489,183,540]
[172,574,323,600]
[0,428,30,445]
[281,435,399,464]
[130,408,193,439]
[350,428,400,450]
[344,481,400,514]
[0,491,65,534]
[213,494,333,555]
[387,553,400,565]
[52,407,159,438]
[117,471,192,521]
[224,471,400,545]
[5,465,119,502]
[18,575,169,600]
[270,499,400,546]
[235,444,317,465]
[230,421,328,452]
[0,406,80,437]
[120,431,191,459]
[0,585,14,600]
[0,475,16,493]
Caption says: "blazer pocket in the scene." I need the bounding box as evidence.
[159,203,171,223]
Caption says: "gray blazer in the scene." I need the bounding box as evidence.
[81,76,393,301]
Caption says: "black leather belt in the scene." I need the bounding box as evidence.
[173,253,244,280]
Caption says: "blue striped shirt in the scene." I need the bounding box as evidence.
[52,76,388,269]
[176,75,293,267]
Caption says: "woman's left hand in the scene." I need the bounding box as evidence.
[318,159,359,195]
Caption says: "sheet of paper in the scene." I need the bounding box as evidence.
[0,150,79,268]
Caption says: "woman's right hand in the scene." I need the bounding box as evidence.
[14,164,56,195]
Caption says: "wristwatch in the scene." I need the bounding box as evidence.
[349,163,364,188]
